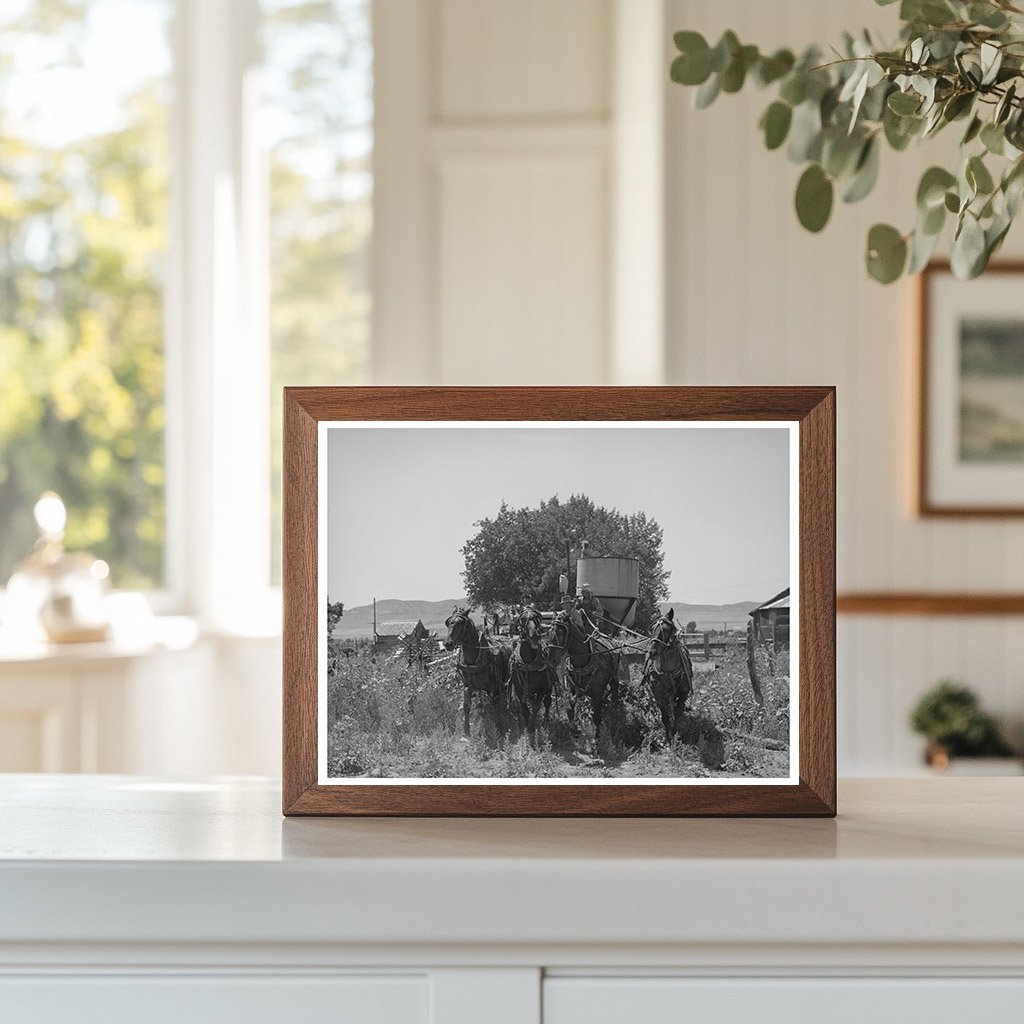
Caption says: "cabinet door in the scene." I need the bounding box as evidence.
[545,977,1024,1024]
[0,974,427,1024]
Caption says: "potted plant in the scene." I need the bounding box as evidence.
[909,680,1020,773]
[670,0,1024,283]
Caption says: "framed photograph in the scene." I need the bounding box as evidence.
[918,261,1024,516]
[283,387,835,816]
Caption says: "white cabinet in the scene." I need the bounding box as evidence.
[1,777,1022,1024]
[0,975,428,1024]
[545,977,1024,1024]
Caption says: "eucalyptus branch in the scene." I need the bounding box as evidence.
[670,0,1024,283]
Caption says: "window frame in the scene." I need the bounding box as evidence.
[164,0,280,633]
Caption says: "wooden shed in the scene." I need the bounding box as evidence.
[749,588,790,650]
[746,587,790,702]
[374,620,429,648]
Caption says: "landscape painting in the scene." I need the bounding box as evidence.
[959,316,1024,463]
[320,423,796,783]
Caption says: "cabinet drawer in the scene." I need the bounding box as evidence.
[544,977,1024,1024]
[0,974,427,1024]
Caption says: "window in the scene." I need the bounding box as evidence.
[0,0,172,589]
[262,0,373,581]
[0,0,373,614]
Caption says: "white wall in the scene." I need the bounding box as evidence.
[373,0,1024,775]
[373,0,666,386]
[665,0,1024,772]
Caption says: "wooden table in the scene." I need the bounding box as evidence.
[1,776,1022,1022]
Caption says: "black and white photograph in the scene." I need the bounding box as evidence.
[319,422,797,783]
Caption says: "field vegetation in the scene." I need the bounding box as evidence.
[326,640,789,779]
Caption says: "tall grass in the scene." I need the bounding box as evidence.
[326,641,790,779]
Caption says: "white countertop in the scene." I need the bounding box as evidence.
[1,776,1022,953]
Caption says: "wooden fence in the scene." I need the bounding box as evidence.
[680,632,746,660]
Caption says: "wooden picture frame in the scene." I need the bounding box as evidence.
[917,260,1024,517]
[283,387,836,816]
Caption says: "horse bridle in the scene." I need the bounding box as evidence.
[446,610,489,657]
[650,617,678,649]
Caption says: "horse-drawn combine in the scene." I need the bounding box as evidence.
[441,554,697,749]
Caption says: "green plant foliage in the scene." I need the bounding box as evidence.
[670,0,1024,283]
[795,164,835,231]
[460,494,670,633]
[909,680,1015,757]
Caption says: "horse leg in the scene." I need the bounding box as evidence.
[664,700,675,745]
[527,691,539,748]
[462,686,471,739]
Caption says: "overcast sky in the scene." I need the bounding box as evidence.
[327,425,791,608]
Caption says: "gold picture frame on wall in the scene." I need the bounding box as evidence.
[917,261,1024,517]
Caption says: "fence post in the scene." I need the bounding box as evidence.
[703,632,711,660]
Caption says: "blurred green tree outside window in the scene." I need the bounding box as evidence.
[0,0,373,594]
[0,0,172,589]
[263,0,372,583]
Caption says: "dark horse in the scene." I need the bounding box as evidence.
[444,607,511,740]
[642,607,694,744]
[547,608,620,741]
[508,607,555,745]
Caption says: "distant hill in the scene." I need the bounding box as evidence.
[659,601,759,631]
[332,598,466,640]
[333,597,762,639]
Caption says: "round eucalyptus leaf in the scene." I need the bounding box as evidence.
[694,73,721,110]
[967,155,995,196]
[944,190,960,214]
[952,212,986,279]
[981,122,1005,156]
[970,1,1009,29]
[842,137,880,203]
[887,90,920,116]
[787,101,823,162]
[710,31,740,73]
[920,199,945,236]
[962,116,983,145]
[884,105,917,149]
[671,32,712,86]
[917,166,957,211]
[760,101,792,150]
[908,223,942,274]
[866,223,907,284]
[996,83,1017,125]
[721,45,758,93]
[779,74,807,106]
[795,164,834,233]
[943,92,974,123]
[822,129,861,178]
[754,49,795,87]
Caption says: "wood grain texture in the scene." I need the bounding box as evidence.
[282,392,318,813]
[282,387,836,817]
[838,592,1024,616]
[916,260,1024,518]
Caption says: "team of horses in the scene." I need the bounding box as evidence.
[444,604,693,748]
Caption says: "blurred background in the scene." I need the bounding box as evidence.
[0,0,1020,777]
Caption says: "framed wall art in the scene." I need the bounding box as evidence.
[918,261,1024,517]
[282,387,836,816]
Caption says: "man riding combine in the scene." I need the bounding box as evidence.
[576,583,610,634]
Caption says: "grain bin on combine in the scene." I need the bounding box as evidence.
[575,556,640,628]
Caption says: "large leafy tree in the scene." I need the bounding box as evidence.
[0,2,168,586]
[460,494,670,631]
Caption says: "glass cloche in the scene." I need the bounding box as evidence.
[5,493,110,644]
